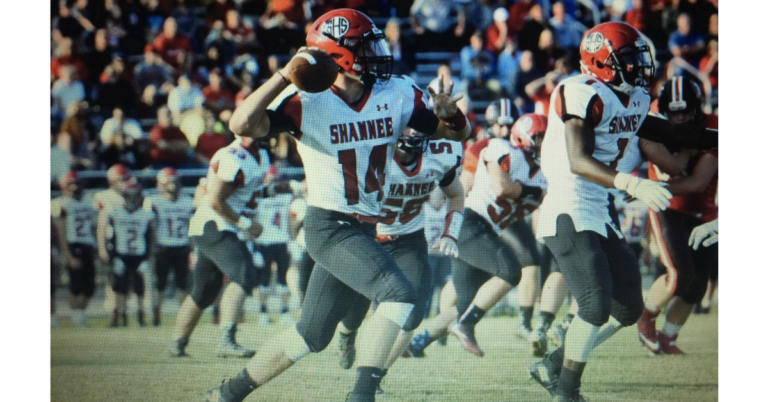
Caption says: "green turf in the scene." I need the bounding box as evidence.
[51,310,717,402]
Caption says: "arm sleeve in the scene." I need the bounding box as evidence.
[439,155,462,187]
[638,115,718,150]
[403,78,440,135]
[553,82,604,126]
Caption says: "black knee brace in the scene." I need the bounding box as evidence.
[373,271,418,305]
[575,291,613,327]
[189,271,224,309]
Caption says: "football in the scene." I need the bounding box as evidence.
[288,49,338,93]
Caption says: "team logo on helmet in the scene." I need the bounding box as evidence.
[517,116,534,134]
[583,32,604,53]
[322,16,350,39]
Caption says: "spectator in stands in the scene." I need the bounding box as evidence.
[678,0,717,35]
[171,0,198,39]
[59,102,96,170]
[99,127,150,170]
[385,17,416,75]
[497,37,520,97]
[52,65,87,122]
[511,50,544,112]
[533,29,564,72]
[517,3,548,53]
[149,106,191,168]
[136,85,163,120]
[699,38,718,109]
[258,11,305,55]
[604,0,633,21]
[224,9,256,50]
[235,81,253,108]
[262,0,306,25]
[83,29,115,89]
[116,0,150,55]
[207,0,236,25]
[485,8,509,55]
[707,12,717,42]
[51,38,89,84]
[428,64,463,103]
[152,17,193,73]
[92,64,137,120]
[205,21,236,65]
[549,0,587,51]
[167,74,204,123]
[668,13,706,70]
[410,0,466,52]
[525,70,561,115]
[100,107,145,145]
[203,68,235,114]
[194,109,231,165]
[507,0,537,36]
[458,0,494,35]
[134,45,175,92]
[625,0,649,32]
[460,32,498,101]
[52,0,95,44]
[51,131,71,179]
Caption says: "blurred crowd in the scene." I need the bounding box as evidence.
[50,0,718,179]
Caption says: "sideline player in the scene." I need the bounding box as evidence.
[167,135,270,358]
[98,182,155,327]
[528,22,717,402]
[637,76,718,355]
[333,131,464,387]
[51,171,98,327]
[144,168,195,326]
[203,9,469,402]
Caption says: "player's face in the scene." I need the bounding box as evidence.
[493,123,513,139]
[125,194,142,211]
[667,110,695,125]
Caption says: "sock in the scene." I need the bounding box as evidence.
[459,304,486,327]
[660,322,683,337]
[221,368,258,401]
[352,367,385,395]
[221,321,236,342]
[594,316,623,347]
[520,306,534,330]
[411,330,434,350]
[539,311,556,331]
[563,316,599,362]
[557,365,584,397]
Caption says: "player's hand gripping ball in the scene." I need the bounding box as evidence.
[286,48,338,93]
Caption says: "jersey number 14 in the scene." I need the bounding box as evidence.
[338,144,388,205]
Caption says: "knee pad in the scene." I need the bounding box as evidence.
[575,293,612,327]
[376,302,415,328]
[612,299,644,327]
[281,324,312,362]
[189,275,224,309]
[495,249,521,286]
[401,300,428,331]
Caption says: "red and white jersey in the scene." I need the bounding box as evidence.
[93,188,124,211]
[189,141,270,236]
[466,138,548,233]
[106,206,154,256]
[51,195,97,246]
[143,194,195,247]
[537,74,651,239]
[423,201,448,255]
[257,193,293,245]
[377,140,463,236]
[268,75,431,217]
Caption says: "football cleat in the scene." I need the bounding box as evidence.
[547,324,567,349]
[637,308,661,354]
[530,328,548,357]
[203,381,244,402]
[658,333,684,355]
[448,321,484,357]
[337,331,357,370]
[528,352,561,396]
[515,323,533,341]
[168,337,190,357]
[217,341,256,358]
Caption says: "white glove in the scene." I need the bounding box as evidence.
[614,172,672,212]
[688,219,718,250]
[433,237,459,258]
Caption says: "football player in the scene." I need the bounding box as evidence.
[528,23,717,402]
[204,9,469,402]
[167,135,270,358]
[332,131,464,390]
[51,171,98,327]
[637,76,718,355]
[143,168,195,326]
[98,182,155,327]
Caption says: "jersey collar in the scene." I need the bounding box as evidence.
[330,85,374,113]
[393,152,423,177]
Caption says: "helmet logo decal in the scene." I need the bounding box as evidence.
[583,32,604,53]
[518,116,534,136]
[322,16,350,39]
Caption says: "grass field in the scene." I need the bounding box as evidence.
[51,307,717,402]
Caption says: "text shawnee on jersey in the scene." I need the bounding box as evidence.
[537,74,651,239]
[189,141,270,236]
[267,75,432,217]
[376,139,462,236]
[143,194,195,247]
[51,195,97,246]
[466,138,547,233]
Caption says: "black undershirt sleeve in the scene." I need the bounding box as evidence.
[638,114,718,150]
[408,108,440,135]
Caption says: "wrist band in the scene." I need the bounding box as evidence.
[276,71,290,86]
[518,185,543,201]
[442,211,464,242]
[439,108,467,131]
[237,216,253,230]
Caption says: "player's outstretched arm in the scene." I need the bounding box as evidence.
[638,114,718,150]
[488,160,523,199]
[428,77,471,142]
[229,60,295,138]
[433,177,465,258]
[96,211,110,262]
[639,138,691,177]
[207,174,264,238]
[664,151,717,196]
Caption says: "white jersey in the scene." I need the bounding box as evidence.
[93,188,124,211]
[106,206,154,256]
[268,75,431,217]
[537,74,651,239]
[143,194,195,247]
[376,140,462,236]
[51,195,97,246]
[466,138,548,233]
[257,193,293,245]
[423,201,448,255]
[189,141,270,236]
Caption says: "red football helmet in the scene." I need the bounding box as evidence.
[511,113,548,161]
[107,164,131,186]
[156,167,180,194]
[580,22,655,93]
[306,9,393,83]
[58,170,81,192]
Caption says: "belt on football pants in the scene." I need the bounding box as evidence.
[375,234,399,244]
[346,212,380,225]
